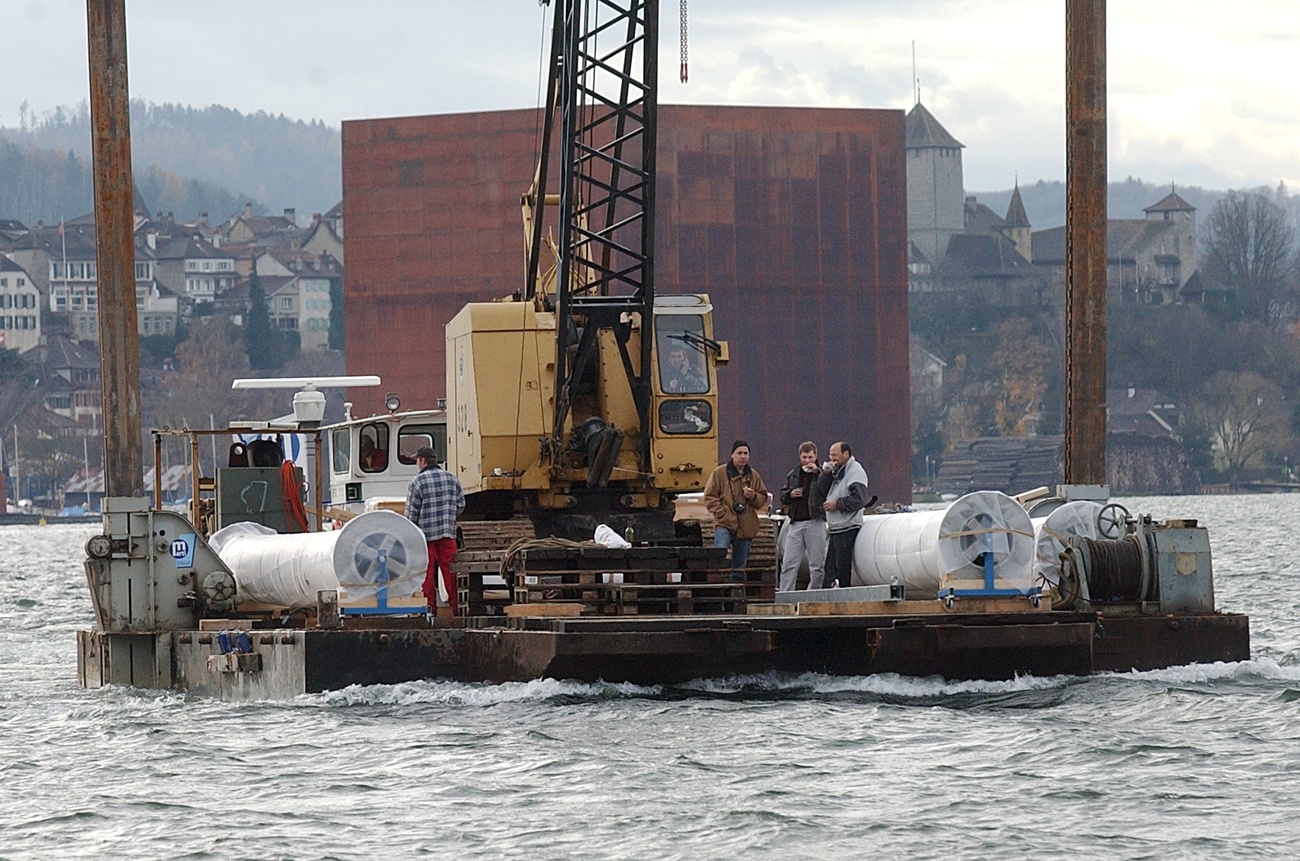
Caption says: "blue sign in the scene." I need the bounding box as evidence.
[170,533,197,569]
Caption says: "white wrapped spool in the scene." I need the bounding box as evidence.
[1031,500,1103,585]
[853,491,1036,594]
[210,510,429,608]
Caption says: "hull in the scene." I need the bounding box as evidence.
[78,610,1250,700]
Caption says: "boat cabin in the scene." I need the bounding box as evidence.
[326,408,447,512]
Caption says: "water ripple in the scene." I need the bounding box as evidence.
[5,499,1300,858]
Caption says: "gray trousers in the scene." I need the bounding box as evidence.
[779,519,828,592]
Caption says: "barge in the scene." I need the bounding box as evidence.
[76,486,1249,700]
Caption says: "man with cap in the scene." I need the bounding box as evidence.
[703,440,768,582]
[404,446,465,614]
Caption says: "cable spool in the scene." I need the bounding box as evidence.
[1072,534,1149,602]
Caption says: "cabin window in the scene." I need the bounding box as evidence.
[398,423,444,465]
[330,428,350,474]
[658,399,712,435]
[359,423,390,472]
[657,314,709,394]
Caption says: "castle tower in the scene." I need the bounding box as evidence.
[905,102,965,266]
[1003,181,1032,261]
[1143,186,1196,290]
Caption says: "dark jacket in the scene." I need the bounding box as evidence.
[779,464,826,521]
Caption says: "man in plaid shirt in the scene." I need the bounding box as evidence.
[405,446,465,613]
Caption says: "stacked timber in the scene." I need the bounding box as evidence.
[935,436,1063,496]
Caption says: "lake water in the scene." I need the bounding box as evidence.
[2,494,1299,860]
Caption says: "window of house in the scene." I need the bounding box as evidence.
[281,298,292,309]
[16,278,24,287]
[0,278,6,286]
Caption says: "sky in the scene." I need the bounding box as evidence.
[4,0,1299,193]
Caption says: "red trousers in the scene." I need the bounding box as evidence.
[423,538,459,614]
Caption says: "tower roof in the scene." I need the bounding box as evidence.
[1004,183,1030,228]
[1144,188,1195,214]
[905,102,964,150]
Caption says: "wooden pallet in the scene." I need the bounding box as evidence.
[510,580,749,615]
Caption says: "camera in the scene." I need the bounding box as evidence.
[732,502,746,514]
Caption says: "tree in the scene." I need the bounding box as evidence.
[989,318,1050,436]
[1191,371,1284,489]
[244,271,278,370]
[156,316,254,429]
[1202,190,1298,325]
[328,277,346,351]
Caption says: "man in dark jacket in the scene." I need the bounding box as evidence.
[778,441,827,591]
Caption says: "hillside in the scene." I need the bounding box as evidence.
[1,101,340,225]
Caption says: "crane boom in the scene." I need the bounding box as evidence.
[527,0,660,476]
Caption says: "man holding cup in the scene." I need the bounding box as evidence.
[777,441,828,592]
[818,440,869,588]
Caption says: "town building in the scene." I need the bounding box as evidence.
[0,256,41,353]
[1031,188,1201,305]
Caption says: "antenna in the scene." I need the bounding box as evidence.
[912,41,919,105]
[231,376,382,426]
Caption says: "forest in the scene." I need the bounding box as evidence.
[0,100,341,225]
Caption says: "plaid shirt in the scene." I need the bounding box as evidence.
[404,466,465,541]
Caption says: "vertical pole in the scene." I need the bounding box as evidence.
[153,432,162,509]
[87,0,143,498]
[1064,0,1107,485]
[313,430,323,532]
[84,436,92,508]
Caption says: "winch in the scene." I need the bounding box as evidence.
[1057,504,1215,614]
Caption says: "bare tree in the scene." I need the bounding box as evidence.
[990,318,1050,436]
[1192,370,1284,489]
[1202,190,1299,325]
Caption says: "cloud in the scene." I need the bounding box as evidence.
[4,0,1298,193]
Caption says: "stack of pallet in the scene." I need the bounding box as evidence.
[509,546,768,615]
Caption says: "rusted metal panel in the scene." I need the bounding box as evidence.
[1092,613,1250,672]
[343,105,912,503]
[86,0,143,497]
[1065,0,1108,484]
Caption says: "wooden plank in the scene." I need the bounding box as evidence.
[504,603,586,617]
[795,597,1048,616]
[747,604,796,616]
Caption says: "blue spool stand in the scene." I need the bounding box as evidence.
[938,531,1041,607]
[341,548,414,616]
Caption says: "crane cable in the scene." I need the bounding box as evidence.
[679,0,689,83]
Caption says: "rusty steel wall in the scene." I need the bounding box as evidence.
[343,105,912,503]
